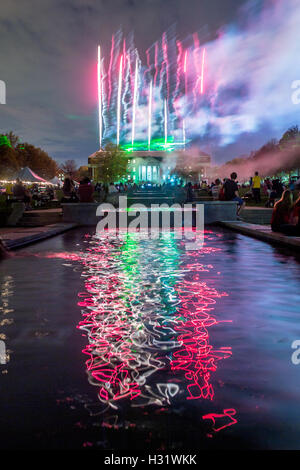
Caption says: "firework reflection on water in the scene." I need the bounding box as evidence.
[77,231,232,412]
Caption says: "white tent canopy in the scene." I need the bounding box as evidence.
[14,167,49,183]
[49,176,62,186]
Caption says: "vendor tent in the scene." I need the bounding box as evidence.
[49,176,62,186]
[14,167,48,183]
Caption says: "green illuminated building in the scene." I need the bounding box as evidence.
[88,149,211,184]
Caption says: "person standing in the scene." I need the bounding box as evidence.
[186,182,194,203]
[78,177,95,203]
[224,172,245,216]
[62,176,76,200]
[211,179,222,200]
[108,182,117,194]
[252,171,261,203]
[12,178,26,201]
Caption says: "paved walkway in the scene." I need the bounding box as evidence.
[219,221,300,250]
[0,223,77,249]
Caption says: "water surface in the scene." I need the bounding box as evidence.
[0,227,300,450]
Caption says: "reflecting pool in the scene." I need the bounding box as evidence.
[0,227,300,450]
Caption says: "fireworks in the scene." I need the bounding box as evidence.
[116,54,123,147]
[131,57,139,147]
[148,80,153,150]
[200,48,206,95]
[97,45,102,148]
[164,99,168,147]
[97,30,207,151]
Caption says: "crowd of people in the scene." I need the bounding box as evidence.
[2,170,300,237]
[250,175,294,207]
[62,176,96,203]
[208,173,245,216]
[210,172,300,235]
[63,178,187,201]
[1,178,56,210]
[62,172,300,235]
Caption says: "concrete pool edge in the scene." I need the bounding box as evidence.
[61,201,238,225]
[0,223,78,250]
[2,218,299,252]
[218,221,300,251]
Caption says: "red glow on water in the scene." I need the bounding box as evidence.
[202,408,237,432]
[74,233,233,422]
[171,256,231,401]
[35,252,82,261]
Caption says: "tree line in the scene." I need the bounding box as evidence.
[0,131,58,180]
[220,126,300,178]
[0,131,90,182]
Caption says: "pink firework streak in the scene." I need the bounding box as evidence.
[201,48,206,94]
[154,42,159,87]
[162,33,170,102]
[159,32,169,101]
[184,50,188,98]
[107,35,115,109]
[117,55,123,146]
[175,40,183,97]
[192,33,201,106]
[122,38,126,76]
[97,45,102,148]
[143,47,151,83]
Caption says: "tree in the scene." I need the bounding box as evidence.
[0,135,12,148]
[279,126,300,147]
[0,131,59,180]
[4,131,20,149]
[93,143,128,183]
[0,144,19,178]
[15,143,58,179]
[61,159,78,178]
[251,139,279,162]
[219,126,300,180]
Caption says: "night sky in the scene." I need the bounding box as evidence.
[0,0,299,166]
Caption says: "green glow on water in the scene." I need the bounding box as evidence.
[156,233,181,317]
[116,232,182,320]
[118,232,141,281]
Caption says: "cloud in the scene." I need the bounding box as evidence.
[3,0,295,167]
